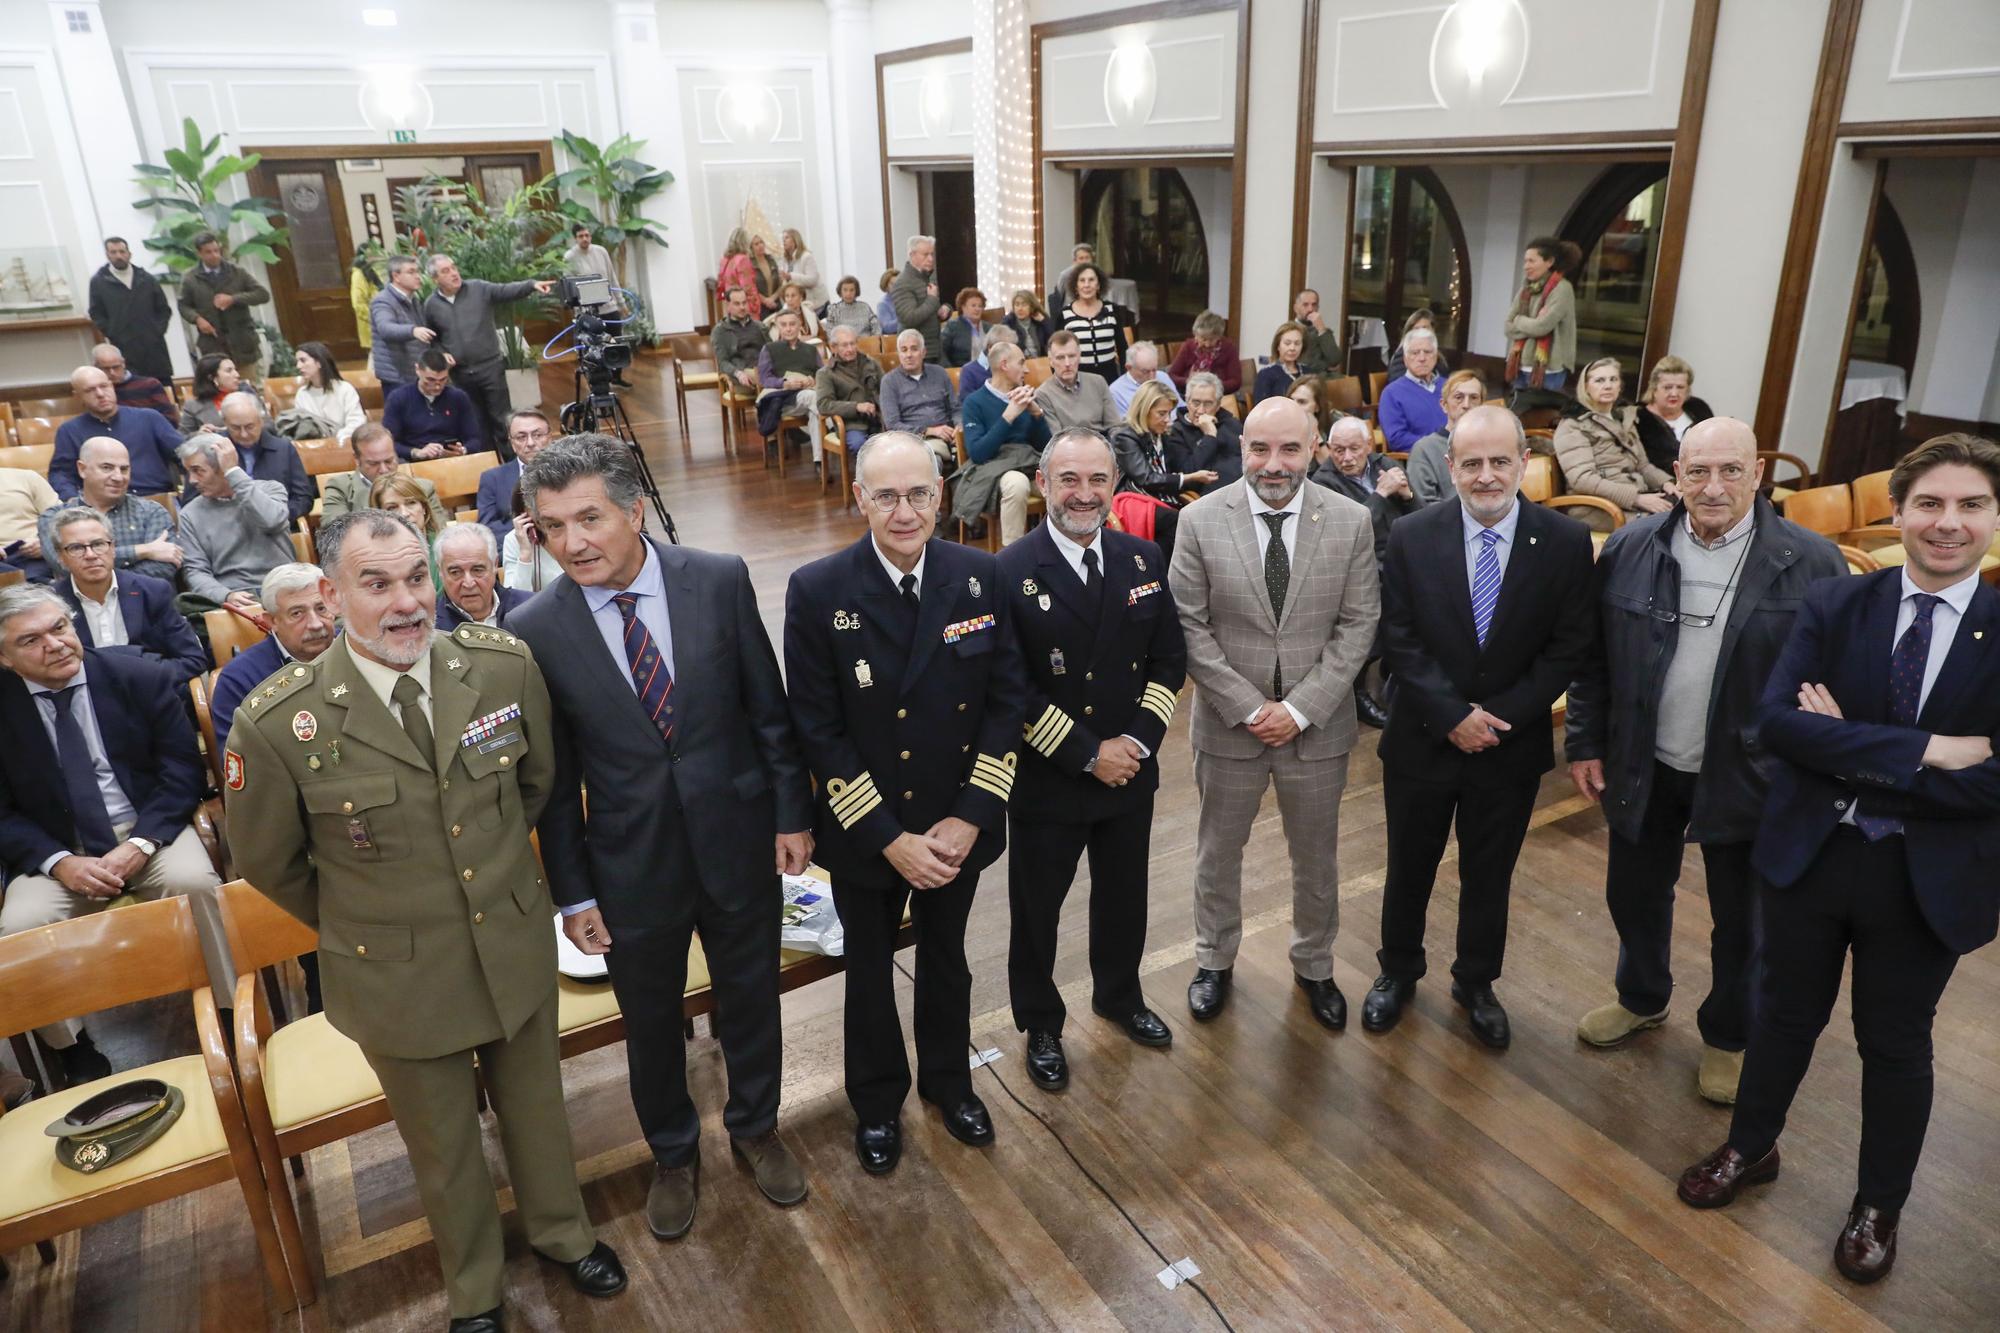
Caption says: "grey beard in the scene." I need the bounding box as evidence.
[349,617,435,667]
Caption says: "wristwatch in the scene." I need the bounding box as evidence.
[126,837,159,856]
[1082,754,1099,775]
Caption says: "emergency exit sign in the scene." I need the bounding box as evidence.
[391,130,418,143]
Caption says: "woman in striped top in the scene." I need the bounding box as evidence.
[1057,263,1130,383]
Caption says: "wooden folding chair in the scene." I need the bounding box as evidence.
[11,395,82,418]
[11,417,64,448]
[1851,469,1894,527]
[204,608,270,665]
[0,442,54,473]
[667,334,724,443]
[0,895,301,1307]
[1781,483,1854,539]
[1759,450,1814,502]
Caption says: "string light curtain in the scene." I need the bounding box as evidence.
[971,0,1036,300]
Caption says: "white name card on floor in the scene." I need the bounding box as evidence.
[969,1047,1003,1069]
[1156,1258,1202,1289]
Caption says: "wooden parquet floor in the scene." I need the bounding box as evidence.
[6,355,1998,1330]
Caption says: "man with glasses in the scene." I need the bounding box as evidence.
[48,510,206,685]
[37,436,181,584]
[476,410,553,548]
[1567,418,1844,1103]
[784,432,1025,1175]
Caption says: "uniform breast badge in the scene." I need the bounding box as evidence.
[1022,578,1039,596]
[834,608,857,631]
[223,750,244,791]
[1135,554,1147,572]
[1128,580,1163,606]
[292,710,317,742]
[346,817,374,851]
[967,576,982,598]
[1039,594,1051,611]
[1049,647,1066,675]
[855,659,875,688]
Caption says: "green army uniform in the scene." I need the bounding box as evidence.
[320,469,450,528]
[223,625,595,1318]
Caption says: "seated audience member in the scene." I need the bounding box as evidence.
[756,308,821,441]
[1383,309,1450,383]
[1554,355,1676,530]
[1253,323,1307,404]
[958,324,1018,399]
[1057,263,1129,383]
[1,463,59,580]
[173,433,296,613]
[815,326,884,461]
[52,364,183,500]
[941,288,990,368]
[369,472,444,590]
[713,284,771,394]
[1168,310,1242,396]
[717,227,773,316]
[208,562,335,752]
[1293,288,1343,374]
[287,340,366,444]
[1165,371,1243,496]
[0,584,227,1085]
[48,510,206,684]
[475,409,550,548]
[1111,381,1208,561]
[952,342,1049,546]
[38,437,181,583]
[320,422,448,526]
[1004,289,1053,359]
[178,352,259,437]
[382,348,480,460]
[1406,370,1485,507]
[879,328,960,468]
[763,281,822,341]
[1048,243,1097,316]
[1287,375,1334,442]
[875,268,902,334]
[1633,354,1713,471]
[198,391,313,521]
[1110,341,1184,419]
[1376,327,1448,450]
[1034,329,1120,436]
[1311,416,1416,560]
[780,227,828,307]
[823,275,882,337]
[91,342,175,423]
[502,484,562,593]
[434,523,532,631]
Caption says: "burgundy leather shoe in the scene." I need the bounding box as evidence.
[1834,1204,1899,1284]
[1676,1142,1780,1208]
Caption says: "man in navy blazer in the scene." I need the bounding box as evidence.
[0,586,227,1082]
[475,408,551,548]
[433,523,535,631]
[48,509,208,685]
[1678,434,2000,1285]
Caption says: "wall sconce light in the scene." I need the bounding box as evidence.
[920,72,952,139]
[1429,0,1528,111]
[360,64,430,132]
[721,81,782,145]
[1103,41,1158,128]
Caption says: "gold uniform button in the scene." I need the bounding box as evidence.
[462,868,475,882]
[355,945,367,957]
[1085,671,1093,681]
[473,912,485,925]
[957,702,967,711]
[903,790,914,800]
[1083,706,1094,716]
[896,708,908,719]
[451,825,462,837]
[498,755,510,767]
[341,801,354,814]
[900,750,911,760]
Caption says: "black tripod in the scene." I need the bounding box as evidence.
[561,360,678,543]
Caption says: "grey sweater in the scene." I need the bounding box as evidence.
[175,468,294,602]
[424,278,539,368]
[1655,518,1750,772]
[879,365,958,434]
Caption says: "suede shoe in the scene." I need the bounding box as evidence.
[1187,967,1231,1021]
[1697,1046,1745,1105]
[1677,1142,1780,1208]
[1024,1030,1069,1091]
[1576,1001,1668,1048]
[535,1241,626,1297]
[646,1157,699,1239]
[1834,1204,1899,1284]
[732,1131,808,1206]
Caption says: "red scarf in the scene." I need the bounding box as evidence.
[1505,273,1566,387]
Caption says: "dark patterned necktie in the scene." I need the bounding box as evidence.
[1263,511,1291,694]
[614,591,675,744]
[50,687,118,854]
[1854,592,1940,841]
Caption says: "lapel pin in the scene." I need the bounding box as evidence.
[1529,536,1538,545]
[855,659,874,688]
[291,711,318,742]
[967,576,982,598]
[1976,631,1985,640]
[329,683,349,699]
[1022,578,1039,595]
[1038,593,1051,611]
[1134,554,1146,572]
[445,657,463,670]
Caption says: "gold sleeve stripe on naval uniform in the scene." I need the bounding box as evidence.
[827,773,883,828]
[1141,683,1179,726]
[1025,705,1074,756]
[969,752,1016,800]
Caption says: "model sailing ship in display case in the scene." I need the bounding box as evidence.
[0,256,75,313]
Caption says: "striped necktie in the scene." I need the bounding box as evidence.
[1471,527,1502,648]
[613,591,675,744]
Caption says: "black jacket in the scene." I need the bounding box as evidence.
[1310,454,1417,562]
[87,264,175,381]
[1633,396,1714,472]
[1564,495,1847,844]
[1379,498,1596,786]
[1164,409,1242,495]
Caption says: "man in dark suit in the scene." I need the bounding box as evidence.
[997,429,1186,1090]
[433,524,534,632]
[512,434,815,1242]
[208,563,337,748]
[1678,434,2000,1285]
[475,409,552,548]
[1361,404,1595,1048]
[0,585,227,1084]
[784,431,1026,1174]
[49,509,208,685]
[88,238,175,383]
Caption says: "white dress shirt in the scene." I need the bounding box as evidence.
[871,536,927,598]
[1842,565,1981,826]
[27,664,139,872]
[76,577,128,647]
[1245,484,1309,731]
[1461,496,1523,591]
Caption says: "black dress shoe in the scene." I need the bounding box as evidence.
[1360,975,1415,1033]
[1024,1031,1069,1090]
[535,1240,626,1298]
[1187,967,1232,1021]
[1092,1002,1173,1047]
[447,1309,503,1333]
[855,1120,902,1175]
[57,1030,111,1087]
[925,1093,995,1146]
[1356,686,1391,730]
[1295,975,1347,1031]
[1451,982,1511,1049]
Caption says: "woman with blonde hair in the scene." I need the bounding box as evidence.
[1634,354,1714,470]
[779,228,827,307]
[1109,379,1212,561]
[1553,356,1675,530]
[1287,374,1333,441]
[370,472,444,591]
[717,227,774,315]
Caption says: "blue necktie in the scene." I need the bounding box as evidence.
[613,592,675,744]
[1854,592,1941,841]
[1471,527,1503,648]
[50,687,119,855]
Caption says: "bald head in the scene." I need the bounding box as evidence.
[1241,397,1317,505]
[72,366,117,420]
[1681,415,1756,464]
[76,436,132,505]
[1675,416,1764,541]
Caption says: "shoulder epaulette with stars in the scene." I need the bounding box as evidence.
[244,663,314,715]
[454,623,528,654]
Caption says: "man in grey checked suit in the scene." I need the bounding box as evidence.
[1169,397,1380,1030]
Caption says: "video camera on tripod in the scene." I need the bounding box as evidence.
[545,274,678,542]
[554,275,633,393]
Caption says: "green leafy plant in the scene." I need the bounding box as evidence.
[392,173,570,363]
[553,130,672,290]
[259,323,298,377]
[131,118,290,273]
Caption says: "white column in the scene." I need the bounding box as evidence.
[971,0,1035,300]
[605,0,706,333]
[49,1,193,373]
[1235,0,1304,347]
[826,0,886,279]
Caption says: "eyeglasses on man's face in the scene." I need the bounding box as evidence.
[61,539,113,557]
[865,486,938,514]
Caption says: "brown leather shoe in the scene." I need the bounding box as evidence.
[646,1156,699,1240]
[1676,1142,1780,1208]
[1834,1204,1899,1283]
[731,1131,808,1206]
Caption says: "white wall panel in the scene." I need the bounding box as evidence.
[1845,0,2000,124]
[881,50,974,160]
[1039,9,1239,153]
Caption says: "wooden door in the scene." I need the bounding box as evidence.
[253,160,361,363]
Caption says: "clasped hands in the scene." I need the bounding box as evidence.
[1092,737,1142,787]
[1247,700,1301,747]
[55,844,151,899]
[886,817,979,890]
[1796,683,1992,771]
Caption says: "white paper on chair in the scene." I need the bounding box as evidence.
[554,913,611,980]
[782,874,844,956]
